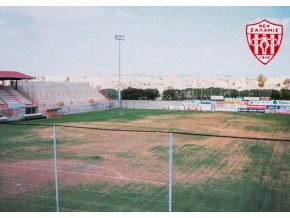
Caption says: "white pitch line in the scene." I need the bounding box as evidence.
[0,161,124,179]
[0,163,165,185]
[91,165,125,179]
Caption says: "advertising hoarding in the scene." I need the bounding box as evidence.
[238,108,265,113]
[244,97,260,101]
[211,96,224,100]
[247,105,267,109]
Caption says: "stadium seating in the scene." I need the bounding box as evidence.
[0,85,32,106]
[18,81,109,113]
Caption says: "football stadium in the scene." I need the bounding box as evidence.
[0,70,290,212]
[1,5,290,213]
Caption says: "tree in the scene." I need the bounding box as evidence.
[271,90,282,100]
[144,89,160,100]
[121,87,160,100]
[281,89,290,100]
[162,89,174,100]
[122,87,142,100]
[251,89,260,97]
[183,88,196,100]
[257,74,267,88]
[230,89,239,98]
[162,89,183,101]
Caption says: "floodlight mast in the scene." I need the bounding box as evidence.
[115,35,125,108]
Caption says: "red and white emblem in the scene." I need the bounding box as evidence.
[246,19,283,65]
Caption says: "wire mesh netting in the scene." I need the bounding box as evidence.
[172,134,290,212]
[50,126,170,212]
[0,123,290,212]
[0,124,56,212]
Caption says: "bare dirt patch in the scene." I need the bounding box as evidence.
[0,129,252,198]
[221,141,250,176]
[3,112,287,198]
[273,144,285,154]
[55,112,289,140]
[0,157,168,199]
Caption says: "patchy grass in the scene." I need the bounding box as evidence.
[240,141,290,182]
[1,179,289,212]
[0,124,89,161]
[1,109,290,211]
[20,109,205,125]
[229,112,290,133]
[0,125,54,161]
[149,145,168,160]
[149,144,225,173]
[81,155,104,162]
[174,145,225,173]
[244,126,276,132]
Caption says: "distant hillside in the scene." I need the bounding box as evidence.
[35,74,289,92]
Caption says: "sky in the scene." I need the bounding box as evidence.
[0,6,290,78]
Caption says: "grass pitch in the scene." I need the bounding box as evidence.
[0,109,290,211]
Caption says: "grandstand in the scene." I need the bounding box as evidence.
[0,71,39,121]
[0,86,33,106]
[18,81,113,115]
[0,71,114,121]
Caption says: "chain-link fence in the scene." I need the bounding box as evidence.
[58,101,116,116]
[0,124,56,211]
[55,125,169,212]
[0,123,290,212]
[172,134,290,212]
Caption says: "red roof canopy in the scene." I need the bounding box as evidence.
[0,71,34,80]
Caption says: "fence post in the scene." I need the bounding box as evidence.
[169,132,173,212]
[53,124,60,212]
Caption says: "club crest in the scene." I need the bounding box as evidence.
[246,19,283,65]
